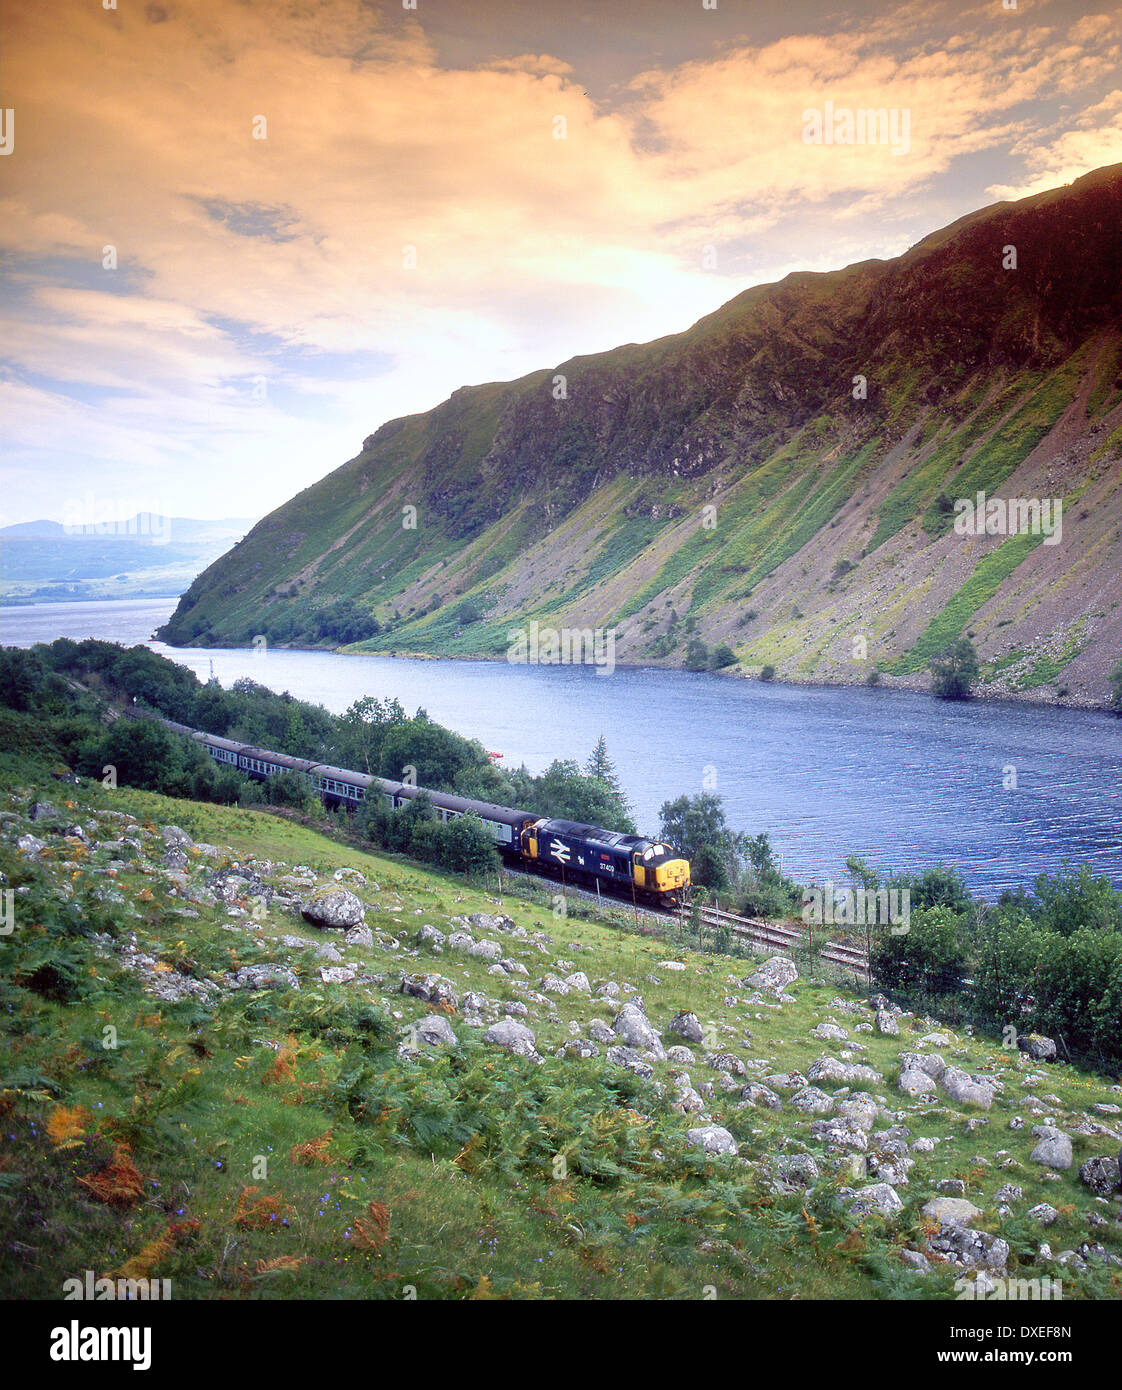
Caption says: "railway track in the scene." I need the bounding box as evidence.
[499,865,870,977]
[693,903,870,977]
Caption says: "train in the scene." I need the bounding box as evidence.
[156,718,692,905]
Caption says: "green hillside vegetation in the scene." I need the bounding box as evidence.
[4,731,1122,1301]
[154,166,1122,706]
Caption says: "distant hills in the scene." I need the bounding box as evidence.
[0,516,258,604]
[158,165,1122,707]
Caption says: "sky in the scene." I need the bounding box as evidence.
[1,0,1120,527]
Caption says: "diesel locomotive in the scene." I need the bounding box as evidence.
[159,719,691,905]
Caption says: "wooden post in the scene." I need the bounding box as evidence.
[596,879,602,917]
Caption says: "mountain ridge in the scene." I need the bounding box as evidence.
[158,164,1122,707]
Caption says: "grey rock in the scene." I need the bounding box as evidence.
[482,1018,538,1058]
[301,886,365,930]
[412,1014,457,1047]
[685,1125,738,1156]
[668,1011,705,1044]
[612,1002,666,1061]
[807,1056,882,1087]
[1018,1033,1058,1062]
[400,972,458,1011]
[898,1051,947,1080]
[738,1081,782,1111]
[744,956,798,992]
[774,1154,820,1189]
[606,1045,654,1079]
[899,1067,938,1097]
[791,1086,835,1115]
[319,965,357,984]
[1078,1155,1120,1197]
[844,1183,903,1218]
[928,1224,1009,1273]
[1030,1126,1073,1171]
[923,1196,982,1226]
[229,964,299,991]
[941,1067,994,1110]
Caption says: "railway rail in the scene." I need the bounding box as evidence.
[502,865,870,977]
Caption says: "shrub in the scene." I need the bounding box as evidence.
[869,906,968,1004]
[931,638,978,699]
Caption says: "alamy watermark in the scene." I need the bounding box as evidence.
[803,882,910,934]
[953,492,1062,546]
[63,1270,171,1301]
[507,621,616,676]
[802,101,910,156]
[62,495,171,545]
[954,1274,1063,1301]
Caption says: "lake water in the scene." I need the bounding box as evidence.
[4,597,1121,897]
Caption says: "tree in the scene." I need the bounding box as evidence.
[869,905,968,1004]
[658,792,742,891]
[931,638,978,700]
[739,831,802,917]
[0,647,49,712]
[1031,862,1122,937]
[1110,658,1122,714]
[377,716,488,791]
[339,695,406,773]
[432,814,499,875]
[525,758,636,833]
[684,638,710,671]
[586,736,623,797]
[262,769,320,814]
[709,644,737,670]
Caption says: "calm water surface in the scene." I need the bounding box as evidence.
[4,597,1121,897]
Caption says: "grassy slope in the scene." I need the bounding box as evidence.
[3,758,1121,1301]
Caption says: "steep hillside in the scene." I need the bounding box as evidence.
[158,166,1122,707]
[4,760,1122,1300]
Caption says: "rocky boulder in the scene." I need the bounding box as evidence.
[941,1067,994,1110]
[744,956,798,993]
[301,886,365,930]
[482,1019,538,1058]
[1030,1126,1073,1171]
[685,1125,738,1156]
[1078,1155,1119,1196]
[400,973,458,1011]
[668,1010,705,1044]
[612,1002,666,1061]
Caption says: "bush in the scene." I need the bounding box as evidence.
[684,638,710,671]
[1110,658,1122,713]
[869,906,968,1005]
[931,638,978,699]
[759,664,776,682]
[709,644,738,670]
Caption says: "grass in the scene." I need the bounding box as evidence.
[889,529,1048,675]
[3,757,1121,1301]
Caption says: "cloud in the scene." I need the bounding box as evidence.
[1,0,1120,523]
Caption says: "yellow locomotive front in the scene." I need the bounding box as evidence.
[633,842,691,901]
